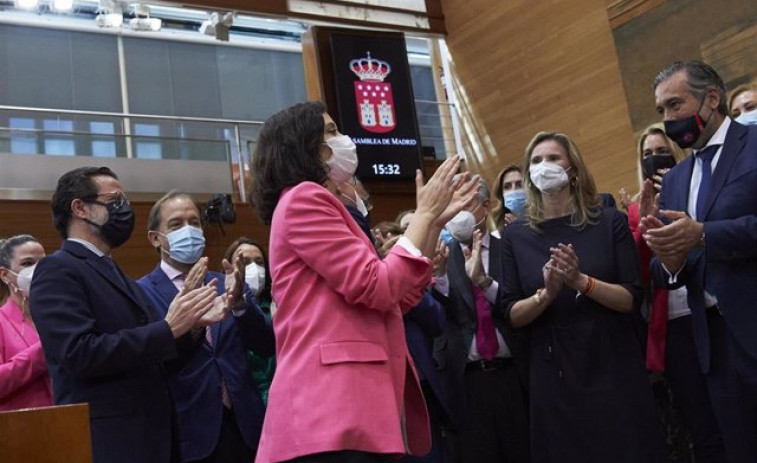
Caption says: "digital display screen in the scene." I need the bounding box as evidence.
[329,31,422,179]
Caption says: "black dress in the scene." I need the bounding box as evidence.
[500,208,665,463]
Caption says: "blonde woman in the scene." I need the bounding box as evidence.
[500,132,664,463]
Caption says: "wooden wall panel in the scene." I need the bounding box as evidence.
[612,0,757,138]
[441,0,638,199]
[700,23,757,88]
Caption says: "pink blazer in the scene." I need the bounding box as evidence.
[255,182,432,463]
[0,298,53,411]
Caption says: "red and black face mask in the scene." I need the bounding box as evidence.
[664,94,711,149]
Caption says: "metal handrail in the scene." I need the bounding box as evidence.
[0,105,265,127]
[0,126,235,145]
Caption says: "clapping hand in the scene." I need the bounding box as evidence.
[541,258,563,303]
[222,254,246,311]
[548,243,585,291]
[432,238,449,277]
[378,235,400,257]
[415,155,463,220]
[165,280,218,338]
[463,229,486,285]
[184,257,209,292]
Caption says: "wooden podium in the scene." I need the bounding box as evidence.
[0,403,92,463]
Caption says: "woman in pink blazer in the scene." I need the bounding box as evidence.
[0,234,53,411]
[250,102,476,463]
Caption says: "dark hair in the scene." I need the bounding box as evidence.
[653,61,728,115]
[251,101,329,225]
[147,190,199,232]
[491,164,523,231]
[51,166,118,239]
[0,234,39,304]
[224,237,271,303]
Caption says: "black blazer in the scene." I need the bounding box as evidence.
[432,234,529,427]
[30,240,178,463]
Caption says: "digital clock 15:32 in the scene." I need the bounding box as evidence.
[371,163,401,176]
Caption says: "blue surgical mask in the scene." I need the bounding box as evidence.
[503,189,527,216]
[439,228,456,246]
[736,109,757,126]
[162,225,205,264]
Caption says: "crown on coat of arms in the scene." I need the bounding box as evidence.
[350,52,392,82]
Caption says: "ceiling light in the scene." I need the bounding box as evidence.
[15,0,39,9]
[129,3,161,32]
[51,0,74,12]
[129,16,161,31]
[95,0,123,28]
[96,13,123,27]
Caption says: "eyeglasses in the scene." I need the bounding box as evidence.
[88,191,129,208]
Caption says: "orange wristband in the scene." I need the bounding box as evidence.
[582,276,596,296]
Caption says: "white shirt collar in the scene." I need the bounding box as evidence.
[67,238,106,257]
[160,260,185,282]
[695,116,731,154]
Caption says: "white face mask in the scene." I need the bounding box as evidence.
[8,264,35,297]
[340,185,369,217]
[244,262,266,297]
[735,109,757,126]
[446,205,483,243]
[529,162,570,193]
[325,134,358,184]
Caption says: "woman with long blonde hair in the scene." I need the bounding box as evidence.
[500,131,664,463]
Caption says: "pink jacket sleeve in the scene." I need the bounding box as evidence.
[283,183,432,312]
[0,340,48,400]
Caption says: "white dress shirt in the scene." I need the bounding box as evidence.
[663,117,731,309]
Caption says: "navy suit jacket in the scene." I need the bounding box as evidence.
[432,234,529,427]
[30,240,177,463]
[404,291,451,421]
[137,265,275,461]
[652,121,757,372]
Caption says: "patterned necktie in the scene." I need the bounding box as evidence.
[695,145,719,221]
[471,282,498,360]
[205,316,232,409]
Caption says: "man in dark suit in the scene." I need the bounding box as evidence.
[433,176,529,463]
[641,60,757,462]
[30,167,218,463]
[137,191,275,463]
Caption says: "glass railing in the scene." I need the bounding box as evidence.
[0,105,263,201]
[0,127,232,162]
[0,100,459,198]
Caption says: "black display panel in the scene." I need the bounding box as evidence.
[329,31,422,179]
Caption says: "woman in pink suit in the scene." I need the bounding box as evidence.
[251,101,475,463]
[0,234,53,411]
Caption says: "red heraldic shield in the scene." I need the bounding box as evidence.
[354,81,396,134]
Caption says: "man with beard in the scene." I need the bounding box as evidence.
[30,167,218,463]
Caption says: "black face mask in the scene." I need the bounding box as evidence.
[642,154,677,181]
[85,200,135,249]
[664,94,711,149]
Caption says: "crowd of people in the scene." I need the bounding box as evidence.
[1,59,756,463]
